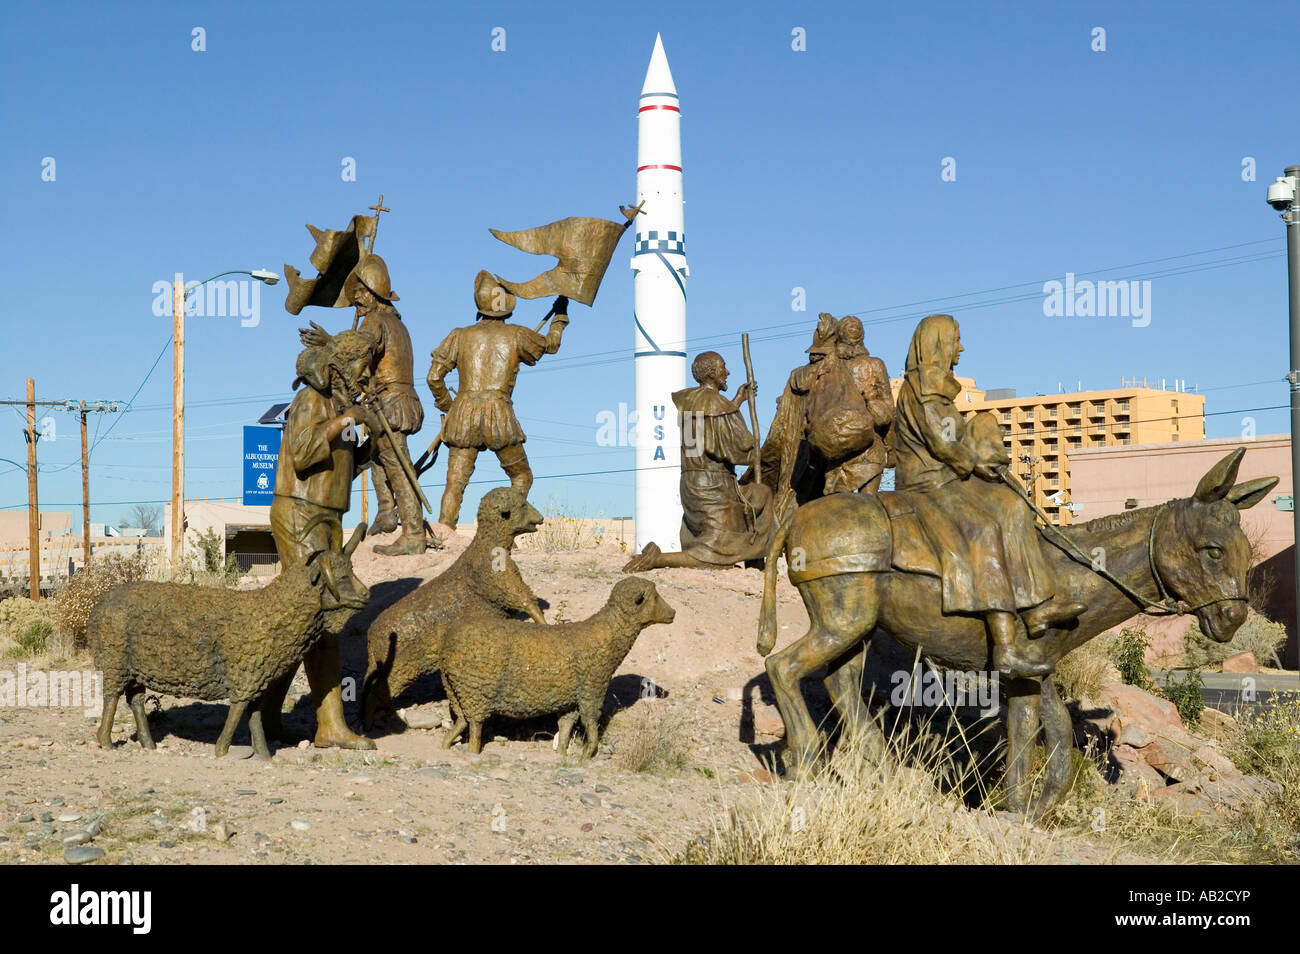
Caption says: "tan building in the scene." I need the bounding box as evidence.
[888,377,1206,524]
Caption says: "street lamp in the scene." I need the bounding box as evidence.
[171,268,280,564]
[1267,166,1300,665]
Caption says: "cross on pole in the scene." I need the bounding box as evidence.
[367,195,390,252]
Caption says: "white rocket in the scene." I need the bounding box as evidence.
[632,33,687,552]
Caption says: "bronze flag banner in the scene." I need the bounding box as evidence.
[283,214,377,314]
[490,205,641,306]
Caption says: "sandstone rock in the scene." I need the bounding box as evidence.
[1220,651,1257,674]
[752,706,786,739]
[1192,744,1236,778]
[1198,706,1240,739]
[1100,683,1183,747]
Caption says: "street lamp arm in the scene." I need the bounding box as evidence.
[181,269,278,298]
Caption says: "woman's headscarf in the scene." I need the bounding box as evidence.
[903,313,961,400]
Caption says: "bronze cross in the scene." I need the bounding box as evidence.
[367,195,390,251]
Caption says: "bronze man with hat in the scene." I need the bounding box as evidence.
[426,272,569,529]
[346,256,427,555]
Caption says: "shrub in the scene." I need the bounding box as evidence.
[1160,668,1204,729]
[0,596,55,653]
[51,551,150,649]
[1183,609,1286,670]
[8,620,52,658]
[1111,628,1156,692]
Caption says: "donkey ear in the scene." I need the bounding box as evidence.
[1194,447,1246,502]
[1226,475,1280,510]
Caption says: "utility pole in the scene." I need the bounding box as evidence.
[360,469,369,526]
[172,278,185,564]
[25,378,39,600]
[80,404,90,568]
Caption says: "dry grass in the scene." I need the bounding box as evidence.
[1053,632,1118,703]
[679,716,1051,865]
[605,701,694,775]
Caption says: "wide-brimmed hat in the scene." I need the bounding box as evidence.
[343,254,399,303]
[474,269,516,317]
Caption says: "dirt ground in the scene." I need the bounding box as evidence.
[0,530,1169,864]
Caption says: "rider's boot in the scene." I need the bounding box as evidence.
[987,611,1053,678]
[1021,599,1087,636]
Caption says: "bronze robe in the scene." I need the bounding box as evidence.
[676,386,774,565]
[892,376,1056,614]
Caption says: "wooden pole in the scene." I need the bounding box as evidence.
[25,378,39,600]
[81,406,90,570]
[741,333,761,474]
[172,279,185,565]
[360,469,369,526]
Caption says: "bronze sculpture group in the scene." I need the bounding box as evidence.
[86,200,1276,821]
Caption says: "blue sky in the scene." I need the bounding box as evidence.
[2,0,1296,526]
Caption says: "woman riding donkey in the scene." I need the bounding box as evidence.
[890,314,1085,678]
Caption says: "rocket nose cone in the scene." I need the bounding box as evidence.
[641,33,677,96]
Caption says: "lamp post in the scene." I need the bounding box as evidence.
[171,269,280,564]
[1267,167,1300,663]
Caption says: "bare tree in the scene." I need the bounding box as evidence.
[125,503,162,534]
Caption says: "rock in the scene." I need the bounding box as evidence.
[63,831,92,846]
[580,793,602,807]
[1193,745,1237,778]
[554,771,584,787]
[85,818,103,837]
[580,822,594,832]
[736,768,775,785]
[1111,744,1166,792]
[212,822,233,843]
[1143,735,1197,783]
[752,706,786,739]
[57,812,81,823]
[290,820,311,831]
[158,840,174,849]
[593,784,612,794]
[266,797,284,805]
[1199,707,1240,739]
[64,845,105,865]
[399,707,443,730]
[1100,683,1183,747]
[297,739,311,750]
[39,813,52,823]
[224,745,255,760]
[419,766,450,780]
[17,814,33,824]
[1220,652,1258,674]
[234,789,257,796]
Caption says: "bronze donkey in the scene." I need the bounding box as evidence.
[757,447,1277,815]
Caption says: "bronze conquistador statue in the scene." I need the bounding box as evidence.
[623,351,774,571]
[427,271,568,529]
[347,257,426,555]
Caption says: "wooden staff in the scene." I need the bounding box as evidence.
[741,333,761,473]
